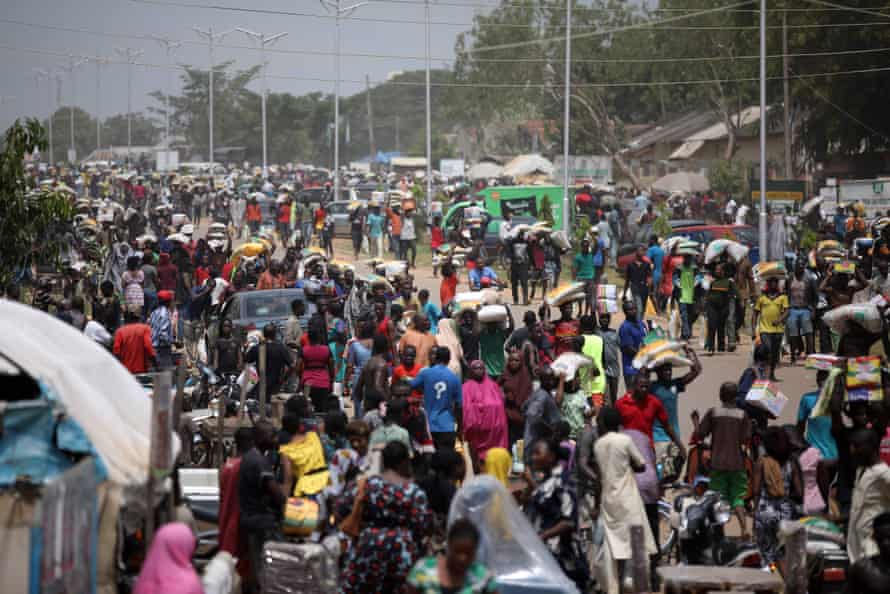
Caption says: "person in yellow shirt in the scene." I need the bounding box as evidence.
[279,413,330,497]
[753,276,789,381]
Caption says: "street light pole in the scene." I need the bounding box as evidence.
[561,0,573,231]
[115,48,145,167]
[424,0,433,213]
[758,0,768,258]
[320,0,368,201]
[86,56,109,153]
[193,26,234,166]
[152,35,182,151]
[236,28,288,179]
[34,69,54,164]
[62,56,86,163]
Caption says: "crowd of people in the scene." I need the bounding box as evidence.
[7,163,890,594]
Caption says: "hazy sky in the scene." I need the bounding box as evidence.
[0,0,487,130]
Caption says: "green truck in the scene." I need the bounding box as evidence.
[441,185,574,236]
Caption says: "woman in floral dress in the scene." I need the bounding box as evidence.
[339,441,432,594]
[406,519,497,594]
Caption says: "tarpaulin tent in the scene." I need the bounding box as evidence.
[502,154,554,178]
[0,299,175,486]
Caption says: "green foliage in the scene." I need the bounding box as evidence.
[0,119,75,286]
[800,227,818,250]
[574,215,592,245]
[540,194,555,226]
[653,206,672,239]
[709,159,748,197]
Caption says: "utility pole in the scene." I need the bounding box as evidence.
[86,56,109,153]
[365,75,376,158]
[62,56,86,163]
[116,48,144,166]
[424,0,433,212]
[193,26,234,165]
[152,35,182,152]
[34,69,54,164]
[758,0,768,259]
[320,0,368,201]
[561,0,573,231]
[395,115,400,152]
[237,28,288,179]
[782,10,792,179]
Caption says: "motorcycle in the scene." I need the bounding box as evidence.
[778,519,849,594]
[669,485,763,567]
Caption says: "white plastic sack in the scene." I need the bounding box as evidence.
[544,282,586,306]
[821,303,884,335]
[704,239,749,264]
[550,230,572,250]
[202,551,237,594]
[478,304,508,323]
[551,352,593,381]
[479,289,503,306]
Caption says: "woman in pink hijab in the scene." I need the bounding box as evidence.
[461,359,508,464]
[134,522,203,594]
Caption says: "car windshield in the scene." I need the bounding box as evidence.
[732,227,758,246]
[243,293,292,319]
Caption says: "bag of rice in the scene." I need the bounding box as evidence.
[480,289,503,306]
[545,282,586,306]
[597,299,618,314]
[453,291,484,310]
[551,352,593,381]
[847,356,882,389]
[753,261,787,281]
[550,230,572,250]
[478,304,508,323]
[745,380,789,417]
[704,239,749,264]
[847,387,883,402]
[821,303,883,335]
[805,353,844,371]
[597,284,617,299]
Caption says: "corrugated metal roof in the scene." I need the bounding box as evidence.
[626,111,719,152]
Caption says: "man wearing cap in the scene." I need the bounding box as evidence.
[150,290,175,368]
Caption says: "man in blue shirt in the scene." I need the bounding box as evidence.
[797,370,839,459]
[833,206,847,242]
[417,288,441,335]
[652,347,702,475]
[468,260,500,290]
[646,235,665,312]
[366,205,385,257]
[410,346,462,451]
[618,300,648,392]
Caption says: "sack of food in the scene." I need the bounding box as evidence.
[550,230,572,250]
[478,304,508,323]
[847,356,882,389]
[833,261,856,275]
[480,288,503,306]
[805,353,844,371]
[365,274,394,294]
[821,303,883,335]
[282,497,321,537]
[677,241,701,256]
[545,282,586,306]
[847,387,883,402]
[704,239,749,264]
[597,298,618,314]
[597,284,617,299]
[551,352,593,382]
[172,213,189,226]
[745,380,789,417]
[753,261,787,281]
[633,337,684,370]
[454,291,484,308]
[817,240,843,255]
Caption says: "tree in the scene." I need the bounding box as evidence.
[45,106,96,163]
[0,119,74,286]
[101,113,160,148]
[709,159,748,197]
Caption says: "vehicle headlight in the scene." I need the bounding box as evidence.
[714,501,732,525]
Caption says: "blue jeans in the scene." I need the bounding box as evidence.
[680,302,693,339]
[143,290,158,320]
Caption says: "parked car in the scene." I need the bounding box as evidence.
[216,288,307,340]
[327,200,356,237]
[617,220,709,271]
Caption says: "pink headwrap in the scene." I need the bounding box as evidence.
[133,522,202,594]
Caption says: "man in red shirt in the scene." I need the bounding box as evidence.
[113,309,157,373]
[392,344,423,398]
[440,262,459,307]
[616,374,686,458]
[219,427,253,578]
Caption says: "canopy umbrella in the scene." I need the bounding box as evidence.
[652,171,710,194]
[0,300,175,485]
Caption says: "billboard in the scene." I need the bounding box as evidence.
[553,155,612,185]
[156,150,179,172]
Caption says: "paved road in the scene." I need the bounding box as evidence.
[222,227,813,444]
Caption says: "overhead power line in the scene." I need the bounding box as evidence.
[7,42,890,90]
[125,0,890,32]
[7,17,890,64]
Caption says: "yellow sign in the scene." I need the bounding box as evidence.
[751,190,804,202]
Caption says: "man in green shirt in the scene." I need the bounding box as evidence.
[573,237,597,316]
[479,315,513,380]
[673,254,698,340]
